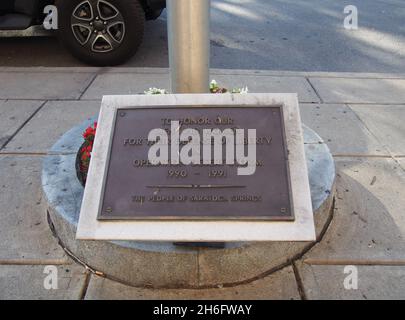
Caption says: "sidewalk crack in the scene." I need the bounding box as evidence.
[292,262,307,300]
[306,77,323,103]
[78,73,99,100]
[78,272,91,300]
[0,100,47,151]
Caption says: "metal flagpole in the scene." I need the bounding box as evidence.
[167,1,224,248]
[167,0,211,93]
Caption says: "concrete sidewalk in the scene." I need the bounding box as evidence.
[0,67,404,299]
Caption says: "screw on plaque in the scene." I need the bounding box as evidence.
[106,207,113,213]
[120,112,126,117]
[280,207,287,213]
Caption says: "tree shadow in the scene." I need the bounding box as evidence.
[306,158,405,262]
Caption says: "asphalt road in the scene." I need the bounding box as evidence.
[0,0,404,72]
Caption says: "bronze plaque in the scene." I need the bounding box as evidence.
[98,106,293,221]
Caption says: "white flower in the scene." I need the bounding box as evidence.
[240,86,249,94]
[144,87,168,95]
[210,79,218,90]
[231,86,249,94]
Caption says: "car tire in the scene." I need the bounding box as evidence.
[56,0,145,66]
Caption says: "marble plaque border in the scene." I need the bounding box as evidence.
[77,93,315,241]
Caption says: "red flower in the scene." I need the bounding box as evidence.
[80,122,98,182]
[82,122,97,140]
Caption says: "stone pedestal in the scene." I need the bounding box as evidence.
[42,118,335,288]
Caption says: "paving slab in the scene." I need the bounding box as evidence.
[0,100,43,149]
[349,104,405,156]
[309,77,405,104]
[0,156,67,261]
[0,264,87,300]
[81,73,170,100]
[84,266,300,300]
[81,73,320,103]
[303,158,405,262]
[211,75,319,103]
[0,72,96,100]
[0,67,101,73]
[210,69,405,79]
[296,263,405,300]
[299,104,387,156]
[2,100,101,153]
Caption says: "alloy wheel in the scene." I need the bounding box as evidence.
[71,0,126,53]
